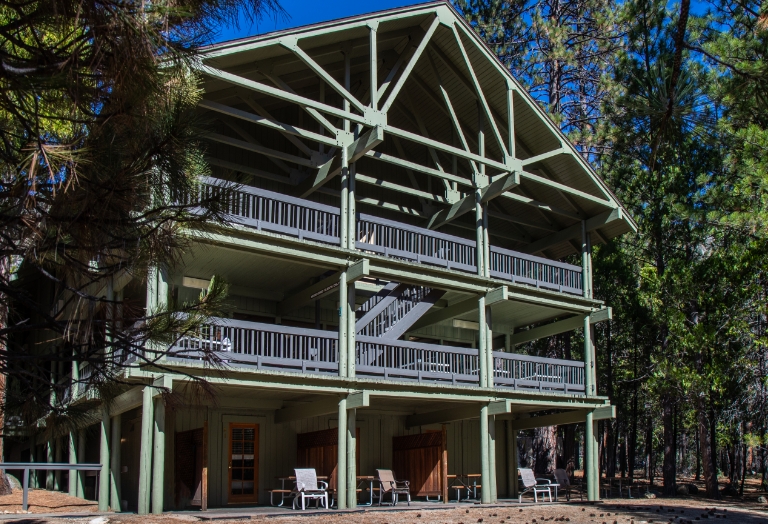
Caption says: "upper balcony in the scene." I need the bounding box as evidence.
[189,177,584,297]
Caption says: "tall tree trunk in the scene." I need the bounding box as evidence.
[695,428,701,481]
[662,392,677,495]
[0,256,9,495]
[645,417,654,486]
[697,395,720,498]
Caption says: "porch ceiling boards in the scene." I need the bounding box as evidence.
[194,1,636,261]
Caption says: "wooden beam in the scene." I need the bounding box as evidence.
[356,173,450,203]
[521,209,623,255]
[409,296,478,331]
[510,316,585,346]
[508,405,614,430]
[278,272,340,316]
[294,126,383,198]
[521,171,613,207]
[282,38,368,114]
[405,404,478,429]
[520,147,567,167]
[380,16,440,113]
[260,70,338,136]
[205,131,316,168]
[346,258,369,283]
[274,398,340,423]
[510,307,612,346]
[206,157,291,185]
[199,98,336,148]
[347,391,370,410]
[109,387,144,417]
[427,172,518,229]
[365,149,471,187]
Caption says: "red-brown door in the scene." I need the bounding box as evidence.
[228,423,259,503]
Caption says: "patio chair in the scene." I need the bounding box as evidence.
[553,469,584,501]
[292,468,329,510]
[376,469,411,506]
[518,468,552,503]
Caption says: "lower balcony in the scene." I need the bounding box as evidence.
[165,318,586,395]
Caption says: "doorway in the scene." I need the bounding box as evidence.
[228,423,259,504]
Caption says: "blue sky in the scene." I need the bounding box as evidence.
[212,0,422,43]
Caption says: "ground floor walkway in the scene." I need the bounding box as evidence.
[1,489,767,524]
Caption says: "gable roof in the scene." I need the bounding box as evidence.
[196,1,636,259]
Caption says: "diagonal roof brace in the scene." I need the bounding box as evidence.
[294,126,384,198]
[427,171,520,230]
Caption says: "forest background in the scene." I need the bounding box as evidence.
[455,0,768,501]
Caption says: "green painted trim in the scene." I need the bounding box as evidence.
[521,209,622,255]
[110,415,122,511]
[274,398,339,423]
[337,398,347,509]
[346,408,357,508]
[346,259,369,283]
[151,399,166,513]
[479,404,490,503]
[137,387,153,515]
[485,286,508,306]
[510,315,586,346]
[98,406,110,511]
[347,391,369,409]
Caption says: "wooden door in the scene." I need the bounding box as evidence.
[392,431,446,497]
[228,423,259,504]
[296,428,360,491]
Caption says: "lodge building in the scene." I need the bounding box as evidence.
[8,1,635,513]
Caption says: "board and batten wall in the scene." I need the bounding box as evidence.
[120,393,514,509]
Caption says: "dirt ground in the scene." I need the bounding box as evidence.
[0,488,97,514]
[2,477,768,524]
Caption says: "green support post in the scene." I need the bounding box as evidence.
[45,439,54,490]
[151,397,165,514]
[338,271,348,378]
[506,422,518,499]
[480,404,490,503]
[584,316,594,396]
[485,306,494,388]
[346,407,356,508]
[77,429,86,497]
[137,386,153,514]
[347,272,356,378]
[54,437,62,491]
[99,405,110,511]
[110,414,122,511]
[585,410,597,501]
[337,398,348,509]
[68,431,78,497]
[478,296,487,387]
[488,416,497,502]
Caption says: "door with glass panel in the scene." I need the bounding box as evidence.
[228,423,259,503]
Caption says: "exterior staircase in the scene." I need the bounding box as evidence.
[355,282,445,340]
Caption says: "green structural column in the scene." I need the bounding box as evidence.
[348,162,356,250]
[45,438,54,490]
[480,404,490,503]
[346,407,356,508]
[68,431,79,496]
[77,429,86,497]
[585,410,598,501]
[584,316,594,397]
[506,422,518,499]
[338,270,348,378]
[347,274,356,378]
[54,436,62,491]
[336,397,348,509]
[151,397,165,514]
[488,416,497,502]
[99,405,110,511]
[478,296,487,387]
[110,414,122,511]
[137,386,154,514]
[485,305,494,388]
